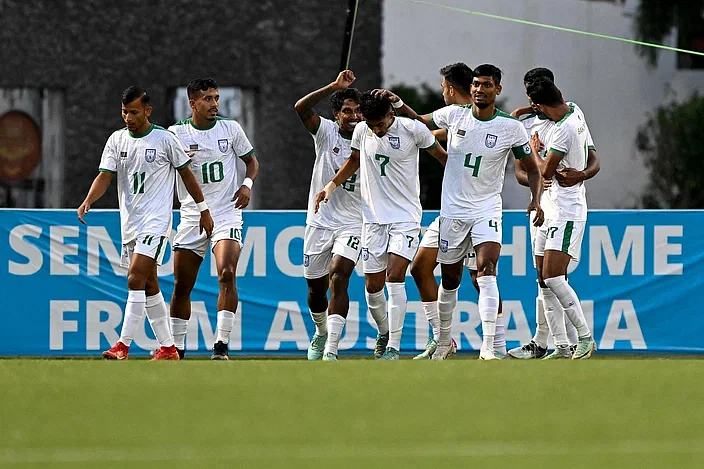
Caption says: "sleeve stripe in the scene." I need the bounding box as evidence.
[421,140,438,151]
[98,168,116,174]
[238,148,255,159]
[588,145,596,151]
[175,160,192,170]
[429,113,439,130]
[549,147,567,156]
[350,146,360,152]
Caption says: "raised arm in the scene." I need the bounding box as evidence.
[295,70,356,134]
[77,171,113,224]
[371,89,435,129]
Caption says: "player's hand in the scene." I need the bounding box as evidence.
[371,88,400,104]
[77,201,90,225]
[314,182,337,213]
[332,70,356,90]
[530,132,544,154]
[555,168,586,187]
[233,185,251,209]
[199,209,214,237]
[527,200,544,227]
[543,177,553,189]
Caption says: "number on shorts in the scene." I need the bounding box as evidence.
[229,228,241,241]
[548,227,558,238]
[464,153,482,177]
[201,161,224,184]
[347,236,360,249]
[132,172,145,194]
[406,235,414,248]
[375,154,390,176]
[489,220,498,232]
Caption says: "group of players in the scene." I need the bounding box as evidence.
[77,61,599,361]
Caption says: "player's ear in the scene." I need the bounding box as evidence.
[496,84,503,95]
[145,105,153,118]
[333,110,340,122]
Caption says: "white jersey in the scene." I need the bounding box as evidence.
[431,105,531,219]
[546,104,592,221]
[306,117,361,229]
[169,117,254,225]
[98,124,190,243]
[520,102,595,221]
[351,117,436,224]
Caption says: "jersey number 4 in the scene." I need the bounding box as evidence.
[201,161,224,184]
[464,153,483,177]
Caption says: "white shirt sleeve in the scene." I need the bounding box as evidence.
[311,117,335,152]
[587,128,595,150]
[510,123,532,160]
[414,120,437,150]
[351,122,365,151]
[164,132,191,169]
[228,120,255,158]
[430,105,453,130]
[98,133,118,173]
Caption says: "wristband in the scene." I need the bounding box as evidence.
[392,98,404,109]
[242,177,254,189]
[196,201,209,212]
[324,181,338,194]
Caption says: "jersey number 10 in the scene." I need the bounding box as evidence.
[201,161,225,184]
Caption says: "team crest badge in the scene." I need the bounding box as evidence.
[523,143,531,155]
[457,129,466,137]
[485,134,497,148]
[388,136,400,149]
[440,239,449,253]
[218,139,228,153]
[362,248,369,261]
[303,254,310,268]
[333,147,340,154]
[189,144,199,151]
[120,151,127,158]
[144,149,156,162]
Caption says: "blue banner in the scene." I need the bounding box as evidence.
[0,209,702,356]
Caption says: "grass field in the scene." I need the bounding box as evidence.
[1,357,703,468]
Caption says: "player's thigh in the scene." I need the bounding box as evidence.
[212,223,244,274]
[173,223,209,258]
[303,226,335,279]
[419,216,440,250]
[437,217,473,265]
[173,248,204,294]
[411,246,438,279]
[362,223,391,275]
[331,226,362,270]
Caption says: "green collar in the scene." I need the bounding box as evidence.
[129,124,154,138]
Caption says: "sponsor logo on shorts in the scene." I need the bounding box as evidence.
[362,248,369,261]
[303,254,310,267]
[218,139,228,153]
[388,136,400,149]
[440,239,449,253]
[485,134,497,148]
[144,149,157,163]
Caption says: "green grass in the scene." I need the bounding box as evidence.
[1,358,703,468]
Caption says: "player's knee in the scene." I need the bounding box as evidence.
[172,277,194,297]
[477,262,497,277]
[329,271,350,293]
[410,260,429,283]
[127,272,146,291]
[218,266,236,286]
[441,275,460,291]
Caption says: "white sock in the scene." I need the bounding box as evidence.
[366,289,389,335]
[437,285,457,347]
[494,314,506,351]
[477,276,499,352]
[310,310,328,336]
[541,287,568,346]
[324,314,346,356]
[533,285,550,348]
[145,292,174,347]
[119,290,146,347]
[386,282,407,351]
[170,317,188,350]
[422,301,440,341]
[565,314,579,346]
[216,310,236,344]
[545,275,590,338]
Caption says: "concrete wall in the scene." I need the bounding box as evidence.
[0,0,382,208]
[383,0,704,208]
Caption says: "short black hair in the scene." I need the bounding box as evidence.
[359,91,392,120]
[187,78,218,100]
[524,68,555,87]
[472,64,502,85]
[330,88,362,112]
[526,77,563,107]
[439,62,473,95]
[121,86,149,106]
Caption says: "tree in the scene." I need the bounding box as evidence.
[636,93,704,208]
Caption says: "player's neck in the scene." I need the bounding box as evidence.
[191,114,217,130]
[130,121,152,137]
[553,103,572,121]
[472,104,496,120]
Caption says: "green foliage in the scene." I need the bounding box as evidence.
[637,93,704,208]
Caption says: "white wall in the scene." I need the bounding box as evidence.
[383,0,704,208]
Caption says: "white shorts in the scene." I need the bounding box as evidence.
[173,221,244,258]
[544,220,586,261]
[121,233,169,267]
[362,222,420,274]
[303,225,362,279]
[437,215,501,264]
[530,210,549,260]
[422,216,477,270]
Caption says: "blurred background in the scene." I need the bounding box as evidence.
[0,0,702,210]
